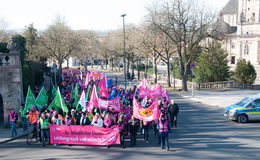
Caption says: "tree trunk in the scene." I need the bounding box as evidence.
[127,58,130,77]
[91,58,94,68]
[137,60,140,81]
[66,59,69,68]
[182,74,188,91]
[105,58,108,69]
[84,64,88,71]
[58,61,63,86]
[166,60,171,87]
[144,58,148,79]
[153,56,158,84]
[111,58,114,71]
[131,57,134,80]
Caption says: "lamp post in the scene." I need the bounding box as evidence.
[121,14,127,89]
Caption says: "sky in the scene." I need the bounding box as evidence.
[0,0,230,32]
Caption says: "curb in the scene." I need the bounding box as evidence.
[0,133,28,144]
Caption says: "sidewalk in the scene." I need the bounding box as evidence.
[177,89,260,108]
[0,127,30,144]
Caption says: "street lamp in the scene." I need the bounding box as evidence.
[121,14,127,89]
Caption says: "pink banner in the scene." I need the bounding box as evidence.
[133,98,160,121]
[50,124,120,145]
[88,85,122,112]
[89,71,103,81]
[137,84,163,98]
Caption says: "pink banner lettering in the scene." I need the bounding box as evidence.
[50,124,120,145]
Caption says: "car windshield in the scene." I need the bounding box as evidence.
[235,97,252,107]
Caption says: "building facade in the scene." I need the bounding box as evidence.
[0,50,23,126]
[221,0,260,84]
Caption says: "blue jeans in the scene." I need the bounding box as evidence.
[10,122,17,137]
[143,127,149,141]
[41,129,49,146]
[160,133,169,149]
[22,118,28,131]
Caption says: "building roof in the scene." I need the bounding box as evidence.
[220,0,238,14]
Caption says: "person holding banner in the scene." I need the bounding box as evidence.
[128,115,140,147]
[141,120,151,143]
[158,115,171,151]
[80,112,91,125]
[118,113,127,148]
[91,113,103,127]
[103,113,113,128]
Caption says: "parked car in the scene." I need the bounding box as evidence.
[224,95,260,123]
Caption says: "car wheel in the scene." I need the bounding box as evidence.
[238,114,248,123]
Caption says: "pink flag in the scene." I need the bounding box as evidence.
[162,89,170,104]
[85,72,91,88]
[98,76,107,89]
[87,85,122,112]
[98,87,110,98]
[133,98,160,121]
[137,79,149,89]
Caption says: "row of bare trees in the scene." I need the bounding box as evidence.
[1,0,218,91]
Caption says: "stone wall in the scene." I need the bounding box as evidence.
[0,51,23,126]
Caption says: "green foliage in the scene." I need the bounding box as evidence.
[171,58,181,79]
[194,43,230,83]
[23,24,39,61]
[232,59,256,84]
[0,42,9,53]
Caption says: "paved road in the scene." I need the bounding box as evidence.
[1,95,260,160]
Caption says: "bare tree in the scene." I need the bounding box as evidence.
[0,18,8,42]
[39,18,81,80]
[72,30,99,71]
[100,30,123,71]
[135,23,163,83]
[148,0,215,90]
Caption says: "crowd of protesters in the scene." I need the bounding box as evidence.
[9,70,179,150]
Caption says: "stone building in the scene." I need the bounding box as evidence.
[220,0,260,84]
[0,41,23,126]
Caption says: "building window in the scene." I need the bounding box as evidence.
[253,13,255,17]
[248,8,250,10]
[231,44,235,49]
[231,56,236,64]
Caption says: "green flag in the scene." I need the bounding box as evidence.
[24,86,36,113]
[54,87,68,113]
[72,84,79,107]
[85,86,91,101]
[47,99,56,111]
[35,87,48,110]
[52,84,57,99]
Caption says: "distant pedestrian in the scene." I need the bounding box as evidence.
[8,108,18,137]
[19,104,28,131]
[168,100,179,127]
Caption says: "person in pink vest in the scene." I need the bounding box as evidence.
[8,108,18,137]
[157,114,171,151]
[103,113,113,128]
